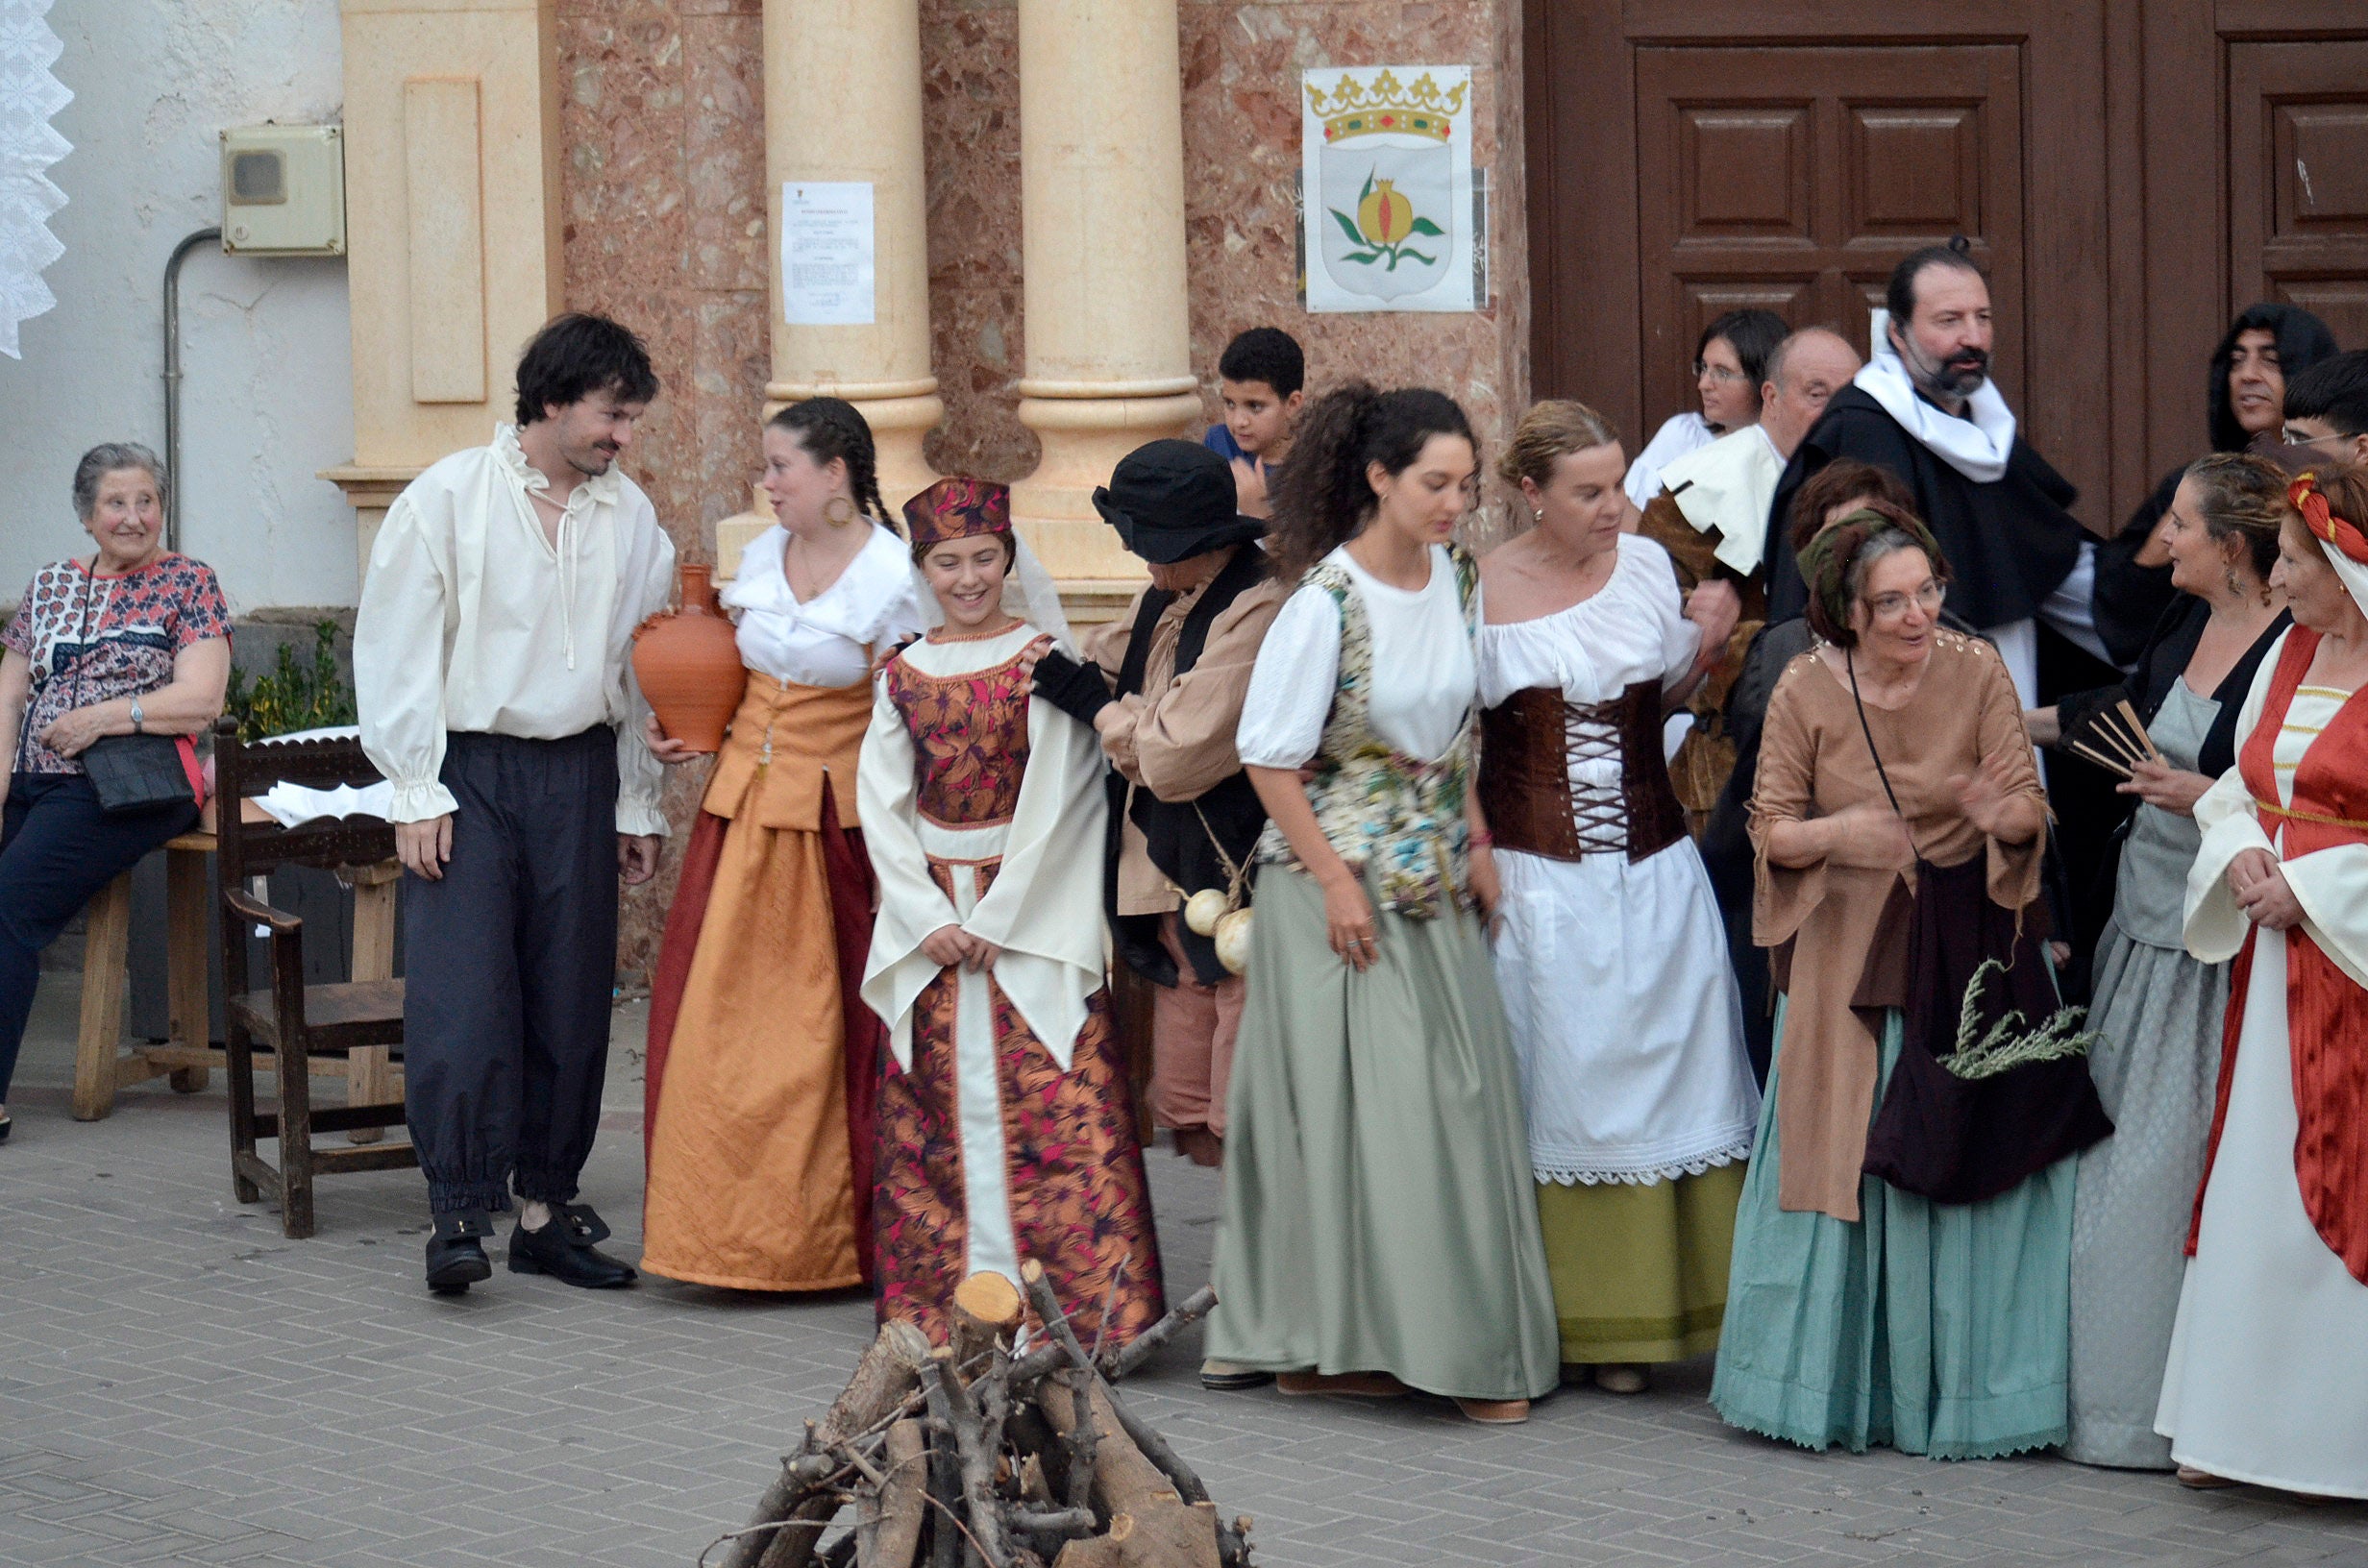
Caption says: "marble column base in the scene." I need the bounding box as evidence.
[1012,389,1201,586]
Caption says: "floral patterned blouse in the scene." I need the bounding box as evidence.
[4,554,231,775]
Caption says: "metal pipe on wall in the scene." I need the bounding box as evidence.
[160,226,222,556]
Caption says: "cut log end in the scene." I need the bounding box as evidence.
[955,1270,1025,1329]
[951,1270,1027,1371]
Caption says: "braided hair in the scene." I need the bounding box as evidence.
[1270,381,1476,580]
[1795,500,1950,649]
[767,397,888,525]
[2183,450,2295,583]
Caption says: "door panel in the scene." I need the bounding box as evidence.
[1634,44,2022,438]
[2232,40,2368,351]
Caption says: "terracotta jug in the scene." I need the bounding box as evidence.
[632,564,747,753]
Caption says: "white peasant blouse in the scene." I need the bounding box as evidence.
[721,521,924,687]
[1236,544,1477,768]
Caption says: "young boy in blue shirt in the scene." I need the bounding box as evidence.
[1203,327,1303,520]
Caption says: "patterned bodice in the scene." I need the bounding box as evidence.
[885,642,1033,827]
[1251,545,1480,919]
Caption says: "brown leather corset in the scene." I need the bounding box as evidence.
[1478,682,1688,864]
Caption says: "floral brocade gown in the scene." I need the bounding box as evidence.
[856,623,1166,1348]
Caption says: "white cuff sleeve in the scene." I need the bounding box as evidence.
[388,778,459,823]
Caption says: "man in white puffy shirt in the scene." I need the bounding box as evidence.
[354,314,675,1296]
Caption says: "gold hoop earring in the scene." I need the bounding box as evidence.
[824,496,856,527]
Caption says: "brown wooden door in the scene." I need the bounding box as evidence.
[1632,44,2025,428]
[2229,39,2368,353]
[1527,2,2109,524]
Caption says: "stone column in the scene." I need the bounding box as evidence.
[324,0,567,578]
[739,0,941,574]
[1013,0,1197,605]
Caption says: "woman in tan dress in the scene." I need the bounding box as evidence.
[639,399,923,1290]
[1711,501,2109,1457]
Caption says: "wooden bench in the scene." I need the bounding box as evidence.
[73,827,404,1134]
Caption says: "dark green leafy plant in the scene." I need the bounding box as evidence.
[223,620,357,742]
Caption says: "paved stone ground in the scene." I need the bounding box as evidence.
[5,975,2367,1567]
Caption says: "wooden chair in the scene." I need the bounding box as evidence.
[213,718,414,1237]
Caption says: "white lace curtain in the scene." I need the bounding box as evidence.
[0,0,69,358]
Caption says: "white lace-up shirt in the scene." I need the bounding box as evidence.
[354,426,677,834]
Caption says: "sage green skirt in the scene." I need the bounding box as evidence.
[1709,1004,2075,1458]
[1205,867,1562,1402]
[1540,1161,1746,1364]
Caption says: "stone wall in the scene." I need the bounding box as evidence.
[555,0,1528,980]
[1177,0,1528,546]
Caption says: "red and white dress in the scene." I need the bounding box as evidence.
[2163,625,2368,1496]
[857,621,1165,1347]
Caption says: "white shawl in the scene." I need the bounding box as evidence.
[1659,423,1785,576]
[1855,307,2017,484]
[2183,626,2368,990]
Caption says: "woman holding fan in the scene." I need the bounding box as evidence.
[2031,452,2289,1470]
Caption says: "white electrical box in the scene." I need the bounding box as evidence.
[219,124,346,257]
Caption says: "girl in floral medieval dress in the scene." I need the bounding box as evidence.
[856,477,1165,1347]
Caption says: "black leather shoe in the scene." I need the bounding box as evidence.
[508,1203,636,1288]
[425,1211,495,1294]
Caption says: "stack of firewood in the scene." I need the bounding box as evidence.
[711,1262,1251,1568]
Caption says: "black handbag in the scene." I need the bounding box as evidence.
[80,732,201,814]
[53,564,203,816]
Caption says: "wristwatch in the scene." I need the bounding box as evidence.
[129,700,144,734]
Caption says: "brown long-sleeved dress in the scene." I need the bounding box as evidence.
[1747,630,2045,1219]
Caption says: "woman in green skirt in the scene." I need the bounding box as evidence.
[1206,382,1561,1424]
[1712,500,2109,1457]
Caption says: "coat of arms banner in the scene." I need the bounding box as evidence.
[1300,65,1477,315]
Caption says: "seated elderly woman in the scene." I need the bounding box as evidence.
[1710,499,2109,1458]
[0,443,231,1141]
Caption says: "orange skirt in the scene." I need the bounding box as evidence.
[641,783,879,1291]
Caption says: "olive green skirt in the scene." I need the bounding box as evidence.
[1205,867,1561,1403]
[1539,1161,1745,1364]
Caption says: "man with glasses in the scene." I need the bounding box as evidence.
[2282,351,2368,467]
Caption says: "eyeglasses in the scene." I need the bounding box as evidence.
[1865,581,1945,620]
[2283,428,2346,451]
[1693,361,1750,385]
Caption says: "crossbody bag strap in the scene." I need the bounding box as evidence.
[1844,648,1925,868]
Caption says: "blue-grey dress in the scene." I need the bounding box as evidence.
[2064,679,2226,1468]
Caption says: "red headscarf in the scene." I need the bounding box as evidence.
[2290,471,2368,565]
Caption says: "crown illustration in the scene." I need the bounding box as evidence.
[1307,69,1468,143]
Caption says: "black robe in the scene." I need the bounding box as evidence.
[1764,384,2088,631]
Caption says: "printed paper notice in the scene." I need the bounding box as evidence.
[780,183,876,326]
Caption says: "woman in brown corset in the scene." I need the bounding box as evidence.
[1711,500,2109,1457]
[1478,401,1760,1395]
